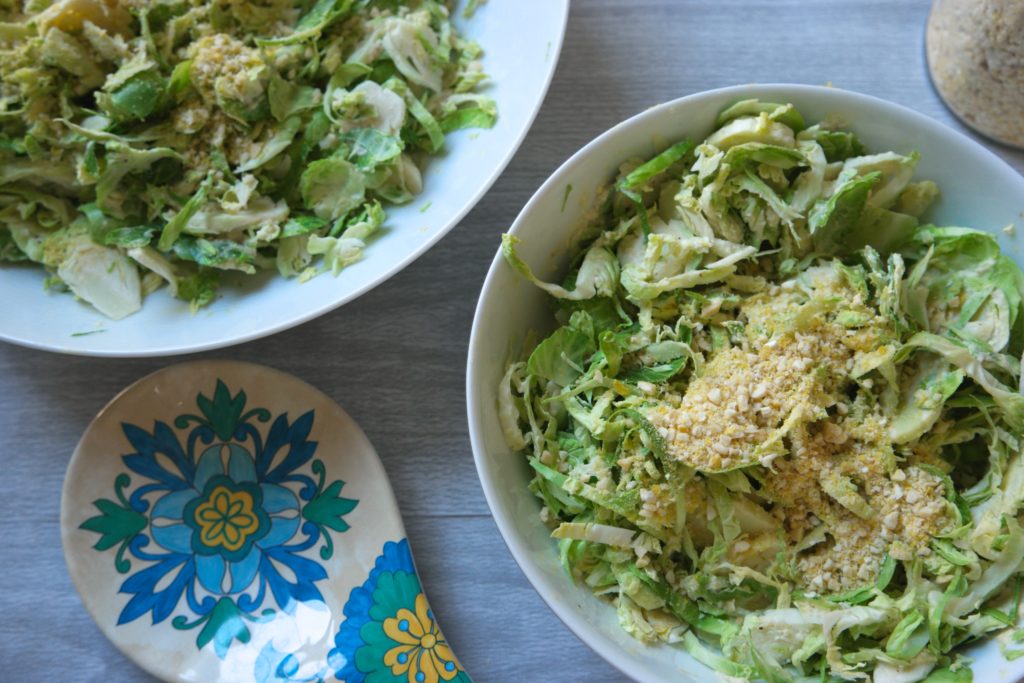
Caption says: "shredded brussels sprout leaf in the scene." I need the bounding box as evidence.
[500,100,1024,682]
[0,0,495,318]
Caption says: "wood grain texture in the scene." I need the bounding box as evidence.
[1,1,1022,682]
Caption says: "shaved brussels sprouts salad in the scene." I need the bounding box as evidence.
[0,0,493,319]
[500,100,1024,682]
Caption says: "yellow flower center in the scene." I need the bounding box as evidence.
[193,486,260,552]
[382,593,462,682]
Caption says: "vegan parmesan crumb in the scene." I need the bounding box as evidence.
[188,33,268,108]
[647,270,954,592]
[927,0,1024,148]
[792,455,950,592]
[648,328,850,471]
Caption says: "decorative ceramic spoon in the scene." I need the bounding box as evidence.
[62,360,471,683]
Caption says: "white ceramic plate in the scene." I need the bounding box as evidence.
[0,1,569,357]
[467,84,1024,682]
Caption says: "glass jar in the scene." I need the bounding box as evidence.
[926,0,1024,149]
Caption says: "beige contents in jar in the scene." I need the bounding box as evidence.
[926,0,1024,149]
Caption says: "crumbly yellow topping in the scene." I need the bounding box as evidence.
[768,418,950,593]
[648,326,852,472]
[645,269,954,593]
[188,33,266,107]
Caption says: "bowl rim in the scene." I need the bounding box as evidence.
[0,0,570,358]
[467,82,1024,682]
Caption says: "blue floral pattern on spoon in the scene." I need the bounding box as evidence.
[330,539,470,683]
[79,380,359,658]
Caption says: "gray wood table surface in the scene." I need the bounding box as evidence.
[3,1,1023,681]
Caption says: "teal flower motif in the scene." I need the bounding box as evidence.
[79,380,358,659]
[154,444,299,594]
[329,540,469,683]
[184,475,270,562]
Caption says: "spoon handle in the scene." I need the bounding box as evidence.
[326,538,472,683]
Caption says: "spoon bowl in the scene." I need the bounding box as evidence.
[61,360,469,683]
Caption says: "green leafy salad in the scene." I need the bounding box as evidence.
[0,0,493,319]
[500,100,1024,682]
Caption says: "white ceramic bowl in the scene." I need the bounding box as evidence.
[0,0,569,357]
[467,84,1024,682]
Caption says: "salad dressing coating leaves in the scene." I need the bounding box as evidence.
[501,101,1024,682]
[0,0,495,318]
